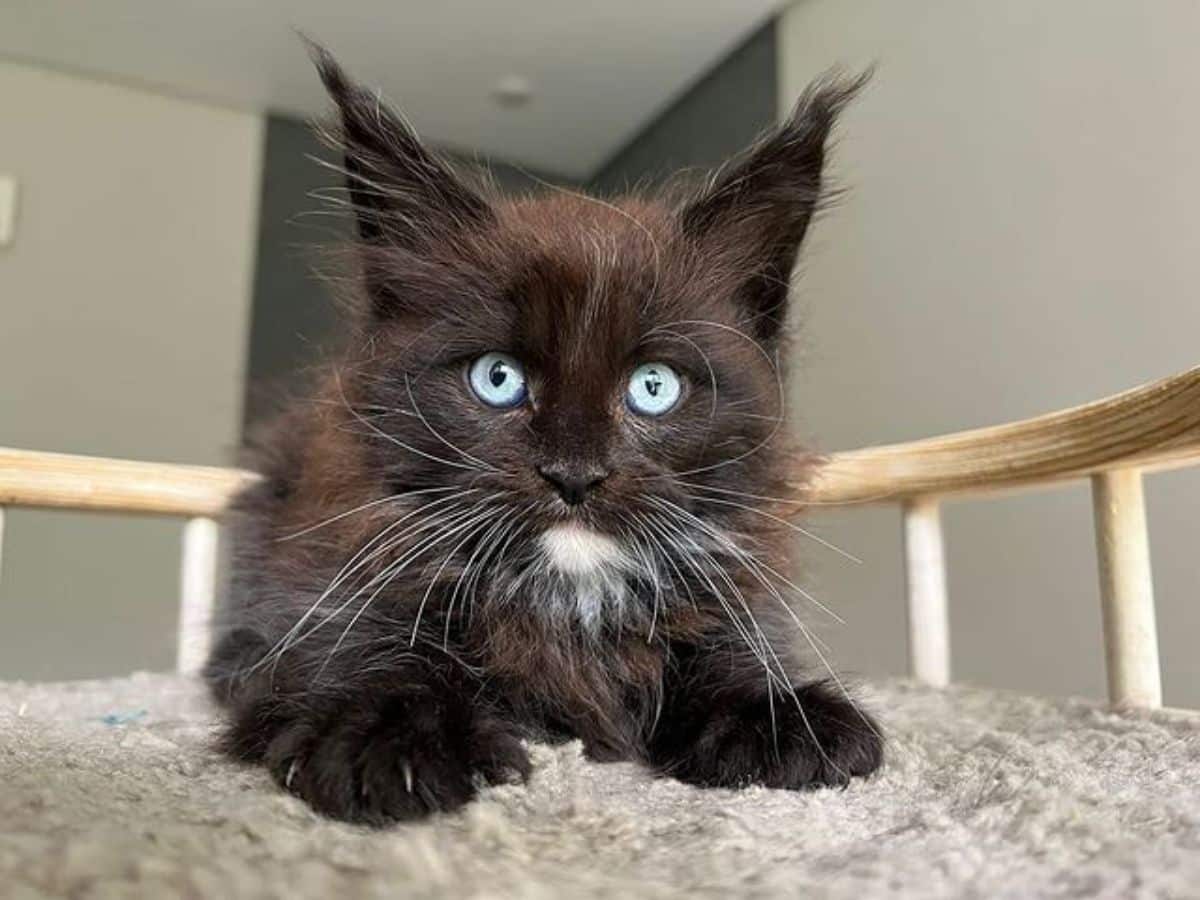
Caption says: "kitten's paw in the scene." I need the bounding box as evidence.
[228,691,530,824]
[656,682,883,791]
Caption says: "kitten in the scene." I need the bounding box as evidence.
[204,45,882,825]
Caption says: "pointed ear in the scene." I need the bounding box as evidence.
[680,69,870,342]
[307,43,494,313]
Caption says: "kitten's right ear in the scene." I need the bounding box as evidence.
[679,69,869,343]
[307,42,494,306]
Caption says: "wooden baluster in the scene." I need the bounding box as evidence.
[902,496,951,687]
[1091,469,1162,708]
[178,516,219,676]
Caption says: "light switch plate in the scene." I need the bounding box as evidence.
[0,175,18,247]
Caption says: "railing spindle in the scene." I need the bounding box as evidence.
[902,496,951,687]
[1091,469,1162,708]
[178,516,220,676]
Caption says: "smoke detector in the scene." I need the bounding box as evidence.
[491,75,533,109]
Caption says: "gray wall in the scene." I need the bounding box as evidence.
[242,116,348,429]
[0,60,261,680]
[778,0,1200,707]
[590,20,777,193]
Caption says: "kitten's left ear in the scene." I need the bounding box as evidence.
[680,69,870,342]
[308,42,494,251]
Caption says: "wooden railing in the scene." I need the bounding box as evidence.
[803,365,1200,708]
[0,449,256,674]
[2,364,1198,704]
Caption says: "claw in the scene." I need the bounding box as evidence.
[285,759,299,790]
[402,761,414,794]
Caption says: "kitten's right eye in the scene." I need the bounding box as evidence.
[468,352,528,408]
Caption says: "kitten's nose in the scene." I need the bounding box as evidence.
[537,462,610,506]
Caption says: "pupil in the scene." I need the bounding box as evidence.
[489,363,507,388]
[645,373,661,397]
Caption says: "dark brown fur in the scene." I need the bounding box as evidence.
[205,45,882,824]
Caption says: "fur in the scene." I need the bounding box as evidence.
[204,44,882,824]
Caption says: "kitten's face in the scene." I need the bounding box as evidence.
[310,48,862,621]
[352,196,784,580]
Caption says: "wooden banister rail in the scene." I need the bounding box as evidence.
[0,447,257,517]
[805,365,1200,505]
[803,365,1200,710]
[0,448,256,676]
[0,364,1197,704]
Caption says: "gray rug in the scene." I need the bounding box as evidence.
[2,673,1198,899]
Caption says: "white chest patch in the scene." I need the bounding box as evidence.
[539,523,625,575]
[537,524,632,628]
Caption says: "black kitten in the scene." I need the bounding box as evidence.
[205,46,882,824]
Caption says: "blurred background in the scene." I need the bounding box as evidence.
[1,1,1197,706]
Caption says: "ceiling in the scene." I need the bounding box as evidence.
[0,1,781,179]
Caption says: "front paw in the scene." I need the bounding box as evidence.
[226,691,530,824]
[655,682,883,791]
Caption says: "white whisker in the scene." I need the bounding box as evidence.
[404,371,497,472]
[275,485,461,542]
[648,496,879,741]
[640,318,786,481]
[680,489,862,564]
[251,491,479,675]
[334,368,483,472]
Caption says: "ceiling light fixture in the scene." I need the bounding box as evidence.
[491,75,533,109]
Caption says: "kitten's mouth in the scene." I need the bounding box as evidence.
[539,522,625,576]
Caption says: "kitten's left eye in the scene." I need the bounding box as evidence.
[626,362,682,417]
[468,352,528,408]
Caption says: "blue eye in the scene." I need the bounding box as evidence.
[626,362,682,417]
[468,352,528,408]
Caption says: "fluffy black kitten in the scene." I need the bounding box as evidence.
[205,46,882,824]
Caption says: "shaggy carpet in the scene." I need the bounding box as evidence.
[2,673,1199,899]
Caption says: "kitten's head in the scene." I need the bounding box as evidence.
[309,47,864,623]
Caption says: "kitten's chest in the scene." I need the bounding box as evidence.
[471,608,666,739]
[533,570,637,632]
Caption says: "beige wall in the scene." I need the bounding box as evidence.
[0,61,261,679]
[778,0,1200,707]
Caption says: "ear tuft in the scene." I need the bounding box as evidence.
[304,37,351,105]
[681,67,872,342]
[303,40,494,314]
